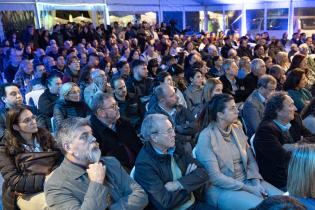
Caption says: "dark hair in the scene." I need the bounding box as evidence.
[263,92,287,120]
[4,107,56,155]
[192,60,205,71]
[289,54,306,71]
[185,69,202,83]
[168,64,184,76]
[156,71,171,84]
[0,83,19,98]
[283,69,305,90]
[41,73,60,87]
[131,60,146,70]
[116,60,128,70]
[248,195,306,210]
[198,94,234,131]
[128,49,139,63]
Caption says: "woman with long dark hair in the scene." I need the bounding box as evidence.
[0,107,61,210]
[284,68,312,112]
[195,94,282,210]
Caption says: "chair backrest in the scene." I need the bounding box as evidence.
[130,166,135,179]
[51,117,56,134]
[250,133,256,156]
[192,147,196,159]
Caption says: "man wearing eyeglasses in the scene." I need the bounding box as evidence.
[89,92,143,171]
[134,114,212,210]
[44,117,148,210]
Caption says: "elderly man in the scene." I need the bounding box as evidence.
[89,92,143,171]
[219,59,247,103]
[254,92,312,190]
[242,75,277,138]
[135,114,212,210]
[84,69,111,108]
[299,43,315,87]
[243,58,267,99]
[146,84,197,153]
[44,117,148,210]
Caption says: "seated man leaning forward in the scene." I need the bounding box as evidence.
[44,117,148,210]
[134,114,214,210]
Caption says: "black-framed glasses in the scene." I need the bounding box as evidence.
[19,115,37,124]
[103,103,119,110]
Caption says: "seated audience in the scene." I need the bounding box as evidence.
[146,84,197,153]
[287,144,315,209]
[62,56,81,83]
[269,64,286,91]
[135,114,212,209]
[220,59,247,103]
[242,75,277,137]
[243,58,267,99]
[253,92,310,190]
[44,117,148,210]
[37,75,62,131]
[84,69,111,108]
[184,69,204,117]
[53,82,90,129]
[126,60,154,112]
[201,77,223,104]
[284,68,312,113]
[89,92,142,171]
[0,83,24,139]
[196,94,282,210]
[112,77,142,130]
[0,107,62,210]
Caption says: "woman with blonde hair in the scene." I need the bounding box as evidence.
[202,77,223,104]
[53,82,90,129]
[276,52,290,72]
[287,144,315,208]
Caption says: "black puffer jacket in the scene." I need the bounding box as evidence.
[53,99,91,129]
[37,89,58,131]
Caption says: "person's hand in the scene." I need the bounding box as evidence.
[185,163,197,175]
[243,185,264,198]
[164,181,182,191]
[87,162,106,184]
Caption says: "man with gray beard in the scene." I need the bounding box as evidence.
[44,117,148,210]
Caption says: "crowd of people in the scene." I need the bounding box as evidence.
[0,19,314,210]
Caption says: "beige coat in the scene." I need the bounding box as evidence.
[195,122,262,206]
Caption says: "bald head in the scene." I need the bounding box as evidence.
[155,84,178,109]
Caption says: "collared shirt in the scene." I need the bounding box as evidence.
[273,120,291,132]
[257,92,266,104]
[158,104,177,123]
[152,145,176,156]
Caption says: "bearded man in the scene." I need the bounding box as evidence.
[44,117,148,210]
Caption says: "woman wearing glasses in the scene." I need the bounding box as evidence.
[0,107,62,210]
[53,82,91,129]
[195,94,283,210]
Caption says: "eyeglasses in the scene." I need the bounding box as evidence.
[103,103,119,110]
[19,115,36,124]
[153,127,175,135]
[79,133,96,143]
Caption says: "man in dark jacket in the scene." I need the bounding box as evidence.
[146,84,197,153]
[243,58,266,99]
[125,60,154,113]
[0,83,24,139]
[219,59,247,103]
[135,114,212,210]
[89,92,143,171]
[254,92,312,190]
[237,38,253,60]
